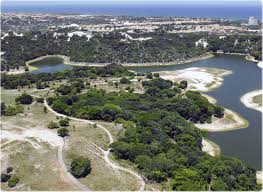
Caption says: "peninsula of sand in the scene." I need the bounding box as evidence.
[240,90,263,112]
[155,67,248,132]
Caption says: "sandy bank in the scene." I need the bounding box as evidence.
[256,171,263,185]
[195,108,248,132]
[202,138,221,157]
[158,67,232,92]
[240,90,263,112]
[257,62,263,69]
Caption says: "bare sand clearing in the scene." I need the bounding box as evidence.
[159,67,232,92]
[0,123,63,149]
[240,90,263,112]
[202,138,220,157]
[195,108,248,132]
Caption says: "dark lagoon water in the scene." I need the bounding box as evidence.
[31,54,262,169]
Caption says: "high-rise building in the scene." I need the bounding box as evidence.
[248,16,258,26]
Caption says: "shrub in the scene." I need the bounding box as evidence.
[36,97,44,103]
[15,93,33,105]
[70,157,91,178]
[48,121,59,129]
[120,77,131,84]
[4,105,24,116]
[57,128,69,137]
[7,175,19,188]
[6,167,13,173]
[59,119,69,126]
[1,173,11,182]
[179,80,188,89]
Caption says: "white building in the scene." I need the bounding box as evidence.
[248,16,258,26]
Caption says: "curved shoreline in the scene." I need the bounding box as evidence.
[196,94,249,132]
[240,90,263,112]
[20,52,214,73]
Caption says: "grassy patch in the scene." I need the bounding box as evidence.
[252,94,262,106]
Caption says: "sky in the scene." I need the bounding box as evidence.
[2,0,261,4]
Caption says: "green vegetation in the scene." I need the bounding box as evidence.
[70,157,92,178]
[1,102,24,116]
[120,77,131,84]
[15,93,33,105]
[6,167,13,174]
[57,128,69,137]
[7,175,19,188]
[1,64,133,89]
[1,173,11,182]
[47,76,257,190]
[48,121,59,129]
[252,94,262,106]
[179,80,188,89]
[36,97,44,103]
[59,119,69,127]
[1,31,261,71]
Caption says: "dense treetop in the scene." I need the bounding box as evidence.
[46,77,258,191]
[1,30,261,71]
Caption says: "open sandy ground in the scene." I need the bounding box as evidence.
[195,108,248,132]
[240,90,263,112]
[158,67,232,92]
[202,138,221,157]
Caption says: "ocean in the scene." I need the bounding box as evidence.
[1,2,262,20]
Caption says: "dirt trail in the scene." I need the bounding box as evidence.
[44,100,145,191]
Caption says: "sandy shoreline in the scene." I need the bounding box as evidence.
[257,62,263,69]
[159,67,232,92]
[195,108,248,132]
[202,138,221,157]
[240,90,263,112]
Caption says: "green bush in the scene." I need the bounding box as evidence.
[7,175,19,188]
[4,105,24,116]
[6,167,13,173]
[59,119,69,126]
[120,77,131,84]
[70,157,91,178]
[57,128,69,137]
[48,121,59,129]
[1,173,11,182]
[15,93,33,105]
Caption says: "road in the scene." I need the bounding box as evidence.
[44,100,145,191]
